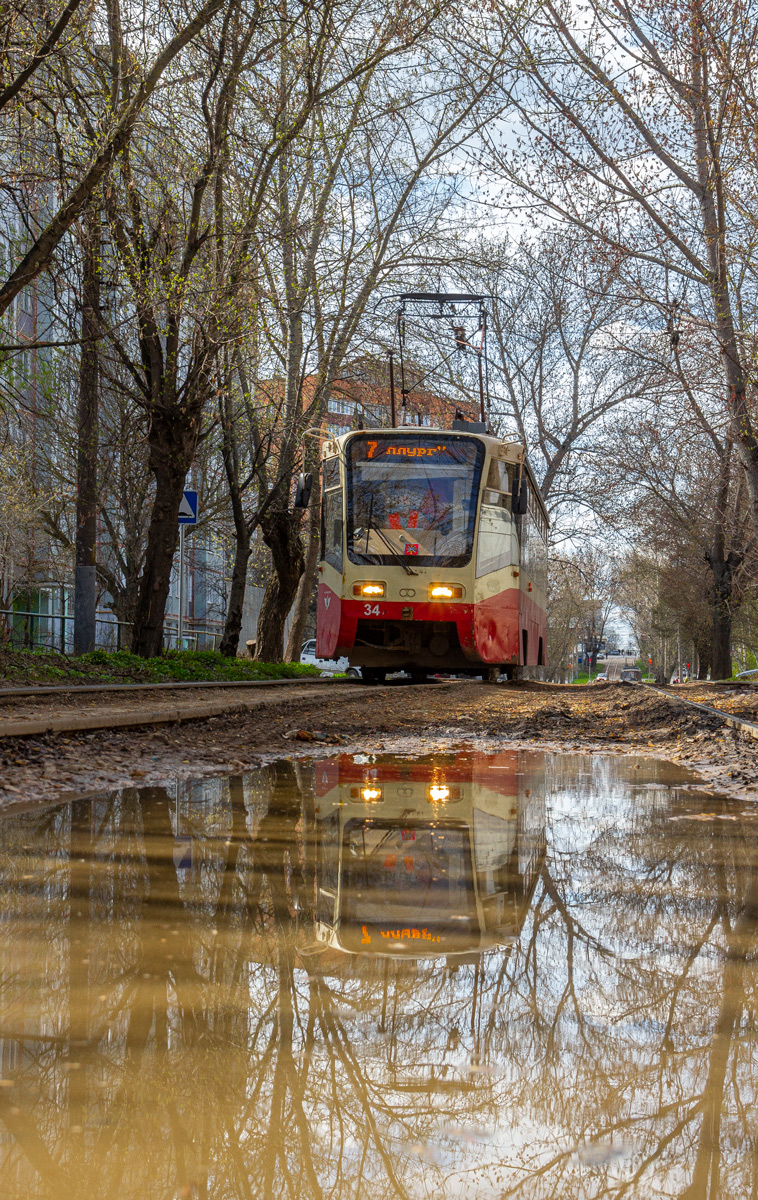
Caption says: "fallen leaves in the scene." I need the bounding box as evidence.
[282,729,343,744]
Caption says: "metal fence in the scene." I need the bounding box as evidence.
[0,609,224,654]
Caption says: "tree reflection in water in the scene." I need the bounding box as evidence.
[0,751,756,1198]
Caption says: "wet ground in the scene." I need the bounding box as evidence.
[1,747,756,1198]
[2,679,757,810]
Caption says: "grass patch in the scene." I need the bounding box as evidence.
[572,668,605,685]
[0,647,319,686]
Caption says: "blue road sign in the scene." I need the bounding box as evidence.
[173,836,193,870]
[178,489,198,525]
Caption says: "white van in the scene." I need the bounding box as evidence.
[300,639,360,677]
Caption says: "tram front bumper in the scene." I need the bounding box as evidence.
[318,583,523,667]
[338,598,478,669]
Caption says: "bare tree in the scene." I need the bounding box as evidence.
[0,0,229,319]
[486,0,758,539]
[461,233,662,524]
[238,10,520,660]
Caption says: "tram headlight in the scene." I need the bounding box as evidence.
[360,786,383,802]
[353,582,386,597]
[427,784,460,803]
[429,584,463,599]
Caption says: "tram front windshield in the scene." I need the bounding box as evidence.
[346,433,484,567]
[339,819,477,951]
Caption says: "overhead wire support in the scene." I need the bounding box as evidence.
[477,303,487,424]
[397,306,408,425]
[390,292,494,427]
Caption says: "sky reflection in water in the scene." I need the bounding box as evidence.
[0,749,754,1199]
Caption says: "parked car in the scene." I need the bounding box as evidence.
[735,668,758,680]
[593,672,608,682]
[300,639,360,678]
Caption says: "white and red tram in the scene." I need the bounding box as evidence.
[312,748,546,958]
[314,421,548,682]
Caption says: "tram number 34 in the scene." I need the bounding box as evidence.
[364,603,381,616]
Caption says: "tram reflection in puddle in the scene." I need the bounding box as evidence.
[312,750,546,962]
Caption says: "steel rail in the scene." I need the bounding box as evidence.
[0,679,366,740]
[633,682,758,742]
[0,675,359,700]
[0,675,446,740]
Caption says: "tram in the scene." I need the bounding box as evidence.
[313,421,549,681]
[311,749,546,960]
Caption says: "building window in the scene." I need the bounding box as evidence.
[328,398,354,415]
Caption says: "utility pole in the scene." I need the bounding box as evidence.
[178,524,185,648]
[74,205,101,655]
[677,627,682,684]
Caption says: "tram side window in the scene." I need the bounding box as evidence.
[476,457,515,576]
[323,457,340,489]
[522,497,548,595]
[316,811,340,924]
[534,521,548,594]
[484,459,513,508]
[321,482,343,571]
[476,505,515,575]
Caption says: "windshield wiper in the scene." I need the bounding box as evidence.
[371,522,418,576]
[355,503,418,576]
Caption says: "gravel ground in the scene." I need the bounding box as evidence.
[1,679,757,812]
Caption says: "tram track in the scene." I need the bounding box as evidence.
[0,675,365,740]
[634,681,758,742]
[1,671,755,746]
[0,673,357,702]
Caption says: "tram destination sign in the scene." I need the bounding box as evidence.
[360,435,474,463]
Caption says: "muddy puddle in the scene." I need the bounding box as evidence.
[0,748,756,1198]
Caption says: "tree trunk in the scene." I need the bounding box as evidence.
[218,362,254,660]
[130,465,189,658]
[284,486,320,662]
[704,445,741,681]
[707,551,739,680]
[73,208,100,655]
[255,510,305,662]
[220,524,251,657]
[655,642,666,684]
[694,638,711,681]
[689,36,758,540]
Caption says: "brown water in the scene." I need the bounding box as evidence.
[0,749,756,1199]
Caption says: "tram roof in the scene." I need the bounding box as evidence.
[323,425,550,527]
